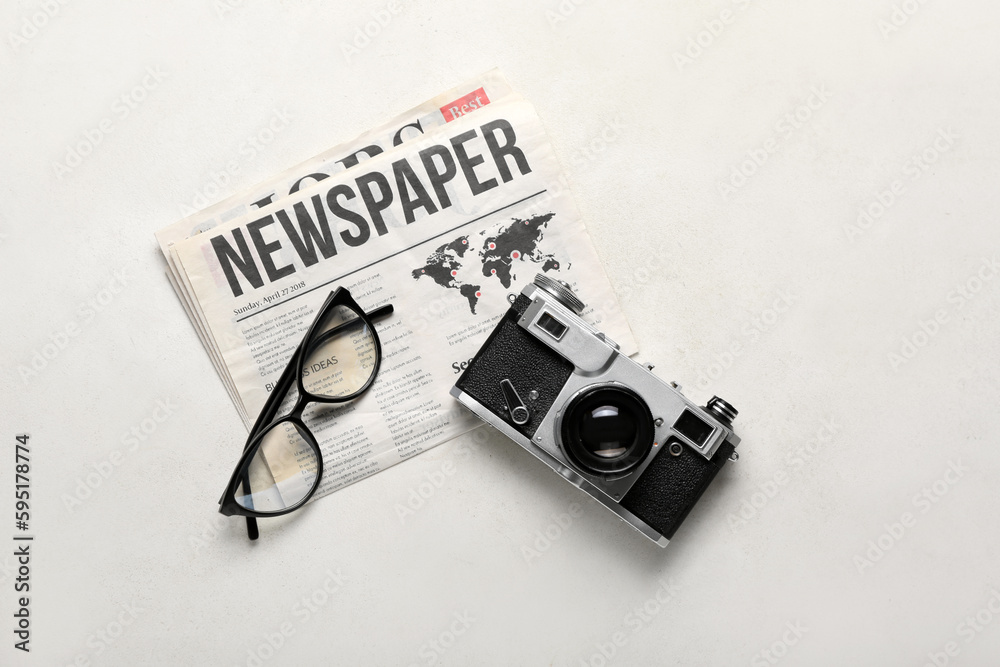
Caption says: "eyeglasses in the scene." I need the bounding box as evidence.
[218,287,394,539]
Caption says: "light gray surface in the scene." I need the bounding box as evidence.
[3,1,1000,665]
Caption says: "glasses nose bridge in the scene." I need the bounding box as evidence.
[286,387,312,421]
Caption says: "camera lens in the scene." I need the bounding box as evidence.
[561,386,654,475]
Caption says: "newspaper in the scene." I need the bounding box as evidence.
[168,89,637,498]
[156,71,517,421]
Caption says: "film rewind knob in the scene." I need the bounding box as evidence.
[533,274,585,314]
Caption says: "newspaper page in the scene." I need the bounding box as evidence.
[155,70,517,419]
[172,97,636,497]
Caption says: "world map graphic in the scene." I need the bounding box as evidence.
[411,212,568,314]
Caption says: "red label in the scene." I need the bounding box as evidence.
[440,87,490,122]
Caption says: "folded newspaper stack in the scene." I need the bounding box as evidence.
[156,70,636,498]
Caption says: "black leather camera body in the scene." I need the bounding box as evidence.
[451,275,741,546]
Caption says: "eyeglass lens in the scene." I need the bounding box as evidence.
[301,305,378,399]
[235,421,319,512]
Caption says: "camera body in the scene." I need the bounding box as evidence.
[451,275,741,546]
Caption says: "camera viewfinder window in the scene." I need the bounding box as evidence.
[673,410,713,446]
[536,312,568,340]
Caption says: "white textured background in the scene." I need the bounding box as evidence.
[3,1,1000,665]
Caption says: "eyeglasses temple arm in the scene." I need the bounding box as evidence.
[368,303,394,321]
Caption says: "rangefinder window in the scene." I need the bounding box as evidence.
[536,312,567,340]
[673,410,713,446]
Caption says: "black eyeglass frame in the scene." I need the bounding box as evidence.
[218,287,393,533]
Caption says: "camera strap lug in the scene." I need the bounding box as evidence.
[500,379,530,425]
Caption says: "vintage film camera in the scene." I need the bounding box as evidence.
[451,275,741,546]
